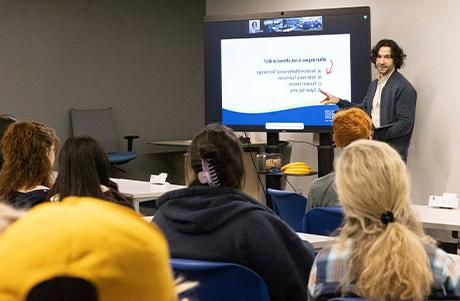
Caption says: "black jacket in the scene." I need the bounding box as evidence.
[154,185,315,301]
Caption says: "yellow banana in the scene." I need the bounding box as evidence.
[284,166,311,171]
[281,162,311,171]
[284,171,312,175]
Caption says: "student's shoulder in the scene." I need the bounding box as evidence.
[311,172,335,187]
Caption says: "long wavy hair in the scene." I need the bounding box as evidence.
[187,123,245,189]
[336,140,433,300]
[0,122,59,202]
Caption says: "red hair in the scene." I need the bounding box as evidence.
[333,108,372,147]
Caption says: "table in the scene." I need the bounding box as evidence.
[112,178,185,213]
[149,139,267,152]
[297,232,335,250]
[412,204,460,231]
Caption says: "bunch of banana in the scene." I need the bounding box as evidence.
[281,162,313,175]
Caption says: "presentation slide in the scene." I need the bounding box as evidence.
[220,34,350,126]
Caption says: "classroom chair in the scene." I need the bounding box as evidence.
[170,258,270,301]
[266,188,307,232]
[70,108,139,170]
[303,206,344,236]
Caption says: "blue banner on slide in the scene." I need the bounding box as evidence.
[222,105,338,126]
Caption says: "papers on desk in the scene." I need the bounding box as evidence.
[150,173,168,185]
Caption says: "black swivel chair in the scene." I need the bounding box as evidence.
[70,108,139,171]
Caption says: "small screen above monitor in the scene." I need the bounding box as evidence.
[205,7,371,133]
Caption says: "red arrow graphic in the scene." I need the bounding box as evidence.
[326,59,333,74]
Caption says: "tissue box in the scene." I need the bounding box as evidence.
[150,173,168,184]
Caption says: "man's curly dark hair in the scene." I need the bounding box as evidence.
[370,39,407,70]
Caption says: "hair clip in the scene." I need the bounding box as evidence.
[197,158,220,187]
[380,211,395,225]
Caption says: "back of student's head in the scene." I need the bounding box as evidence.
[0,197,176,301]
[0,121,59,201]
[188,123,244,189]
[0,115,16,139]
[51,136,111,200]
[332,108,372,148]
[335,139,432,300]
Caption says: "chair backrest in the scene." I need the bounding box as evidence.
[267,188,307,232]
[170,258,270,301]
[70,108,118,153]
[303,207,344,235]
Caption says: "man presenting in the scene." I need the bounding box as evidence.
[321,39,416,161]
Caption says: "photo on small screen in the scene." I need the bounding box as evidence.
[249,20,260,33]
[301,16,323,31]
[262,17,323,33]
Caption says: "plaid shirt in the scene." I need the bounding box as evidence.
[308,240,460,300]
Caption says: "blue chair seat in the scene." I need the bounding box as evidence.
[267,188,307,232]
[170,258,270,301]
[303,207,344,235]
[107,151,137,165]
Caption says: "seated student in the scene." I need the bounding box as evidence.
[0,114,16,170]
[307,108,372,210]
[0,121,59,208]
[308,140,460,300]
[48,136,132,208]
[154,123,316,301]
[0,197,177,301]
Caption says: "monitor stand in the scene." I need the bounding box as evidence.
[264,132,281,208]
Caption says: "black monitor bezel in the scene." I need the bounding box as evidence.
[204,6,371,133]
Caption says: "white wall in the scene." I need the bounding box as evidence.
[207,0,460,203]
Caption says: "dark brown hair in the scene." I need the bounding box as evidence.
[49,136,122,203]
[0,115,16,138]
[371,39,407,69]
[187,123,245,189]
[0,122,59,202]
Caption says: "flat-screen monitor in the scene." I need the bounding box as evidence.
[205,6,371,132]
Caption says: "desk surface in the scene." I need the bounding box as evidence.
[112,178,185,199]
[150,140,192,147]
[297,232,335,250]
[149,139,267,151]
[412,204,460,231]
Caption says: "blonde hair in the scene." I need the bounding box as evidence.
[333,108,372,147]
[335,140,433,300]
